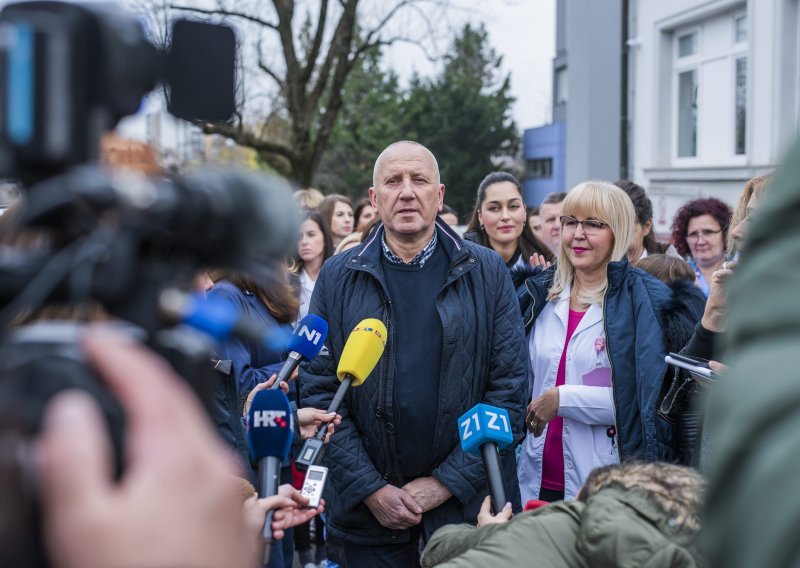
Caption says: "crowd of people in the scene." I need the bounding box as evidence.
[21,134,797,568]
[199,140,766,567]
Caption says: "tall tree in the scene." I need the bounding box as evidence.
[315,46,404,198]
[401,23,518,218]
[154,0,460,187]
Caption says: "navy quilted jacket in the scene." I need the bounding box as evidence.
[516,260,704,462]
[300,220,529,545]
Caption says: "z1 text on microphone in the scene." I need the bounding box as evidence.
[458,403,513,514]
[247,388,294,561]
[295,318,387,471]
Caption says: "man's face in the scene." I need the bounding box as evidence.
[369,144,444,241]
[539,201,564,253]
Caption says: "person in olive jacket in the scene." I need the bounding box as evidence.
[300,141,529,567]
[421,462,705,568]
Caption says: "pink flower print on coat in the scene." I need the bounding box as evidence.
[594,335,606,354]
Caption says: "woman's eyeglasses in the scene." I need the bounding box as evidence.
[559,215,609,235]
[685,228,723,242]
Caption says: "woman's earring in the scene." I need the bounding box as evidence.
[480,224,485,231]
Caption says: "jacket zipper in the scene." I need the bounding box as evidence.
[524,282,537,329]
[378,297,402,484]
[601,296,623,461]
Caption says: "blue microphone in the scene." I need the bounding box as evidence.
[458,403,513,514]
[161,289,289,351]
[270,314,328,389]
[247,389,294,559]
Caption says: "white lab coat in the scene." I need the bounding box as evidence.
[517,284,619,503]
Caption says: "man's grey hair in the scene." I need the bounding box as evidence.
[542,191,568,205]
[372,141,441,187]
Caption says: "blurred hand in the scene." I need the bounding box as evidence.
[37,330,255,568]
[709,360,728,374]
[296,408,341,442]
[402,476,452,514]
[244,374,289,416]
[529,253,552,269]
[476,495,513,528]
[365,484,423,529]
[526,387,560,437]
[702,264,734,332]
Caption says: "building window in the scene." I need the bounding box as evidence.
[555,68,568,105]
[734,14,747,43]
[678,32,697,58]
[670,11,749,162]
[677,70,698,158]
[735,57,747,155]
[526,158,553,179]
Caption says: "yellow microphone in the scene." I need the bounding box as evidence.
[337,318,387,385]
[295,318,387,471]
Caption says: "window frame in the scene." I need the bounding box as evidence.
[672,26,702,164]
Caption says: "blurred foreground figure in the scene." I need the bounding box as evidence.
[701,138,800,567]
[37,330,318,568]
[422,462,704,567]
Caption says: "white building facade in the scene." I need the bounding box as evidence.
[629,0,800,236]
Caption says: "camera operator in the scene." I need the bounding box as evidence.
[36,328,323,568]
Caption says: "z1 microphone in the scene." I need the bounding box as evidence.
[458,403,513,514]
[271,314,328,389]
[246,388,294,561]
[295,318,387,471]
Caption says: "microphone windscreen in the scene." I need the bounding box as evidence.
[287,314,328,360]
[336,318,387,386]
[247,389,294,461]
[457,403,514,454]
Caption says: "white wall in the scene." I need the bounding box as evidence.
[629,0,800,236]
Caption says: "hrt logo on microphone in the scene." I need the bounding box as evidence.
[252,410,289,428]
[298,325,323,345]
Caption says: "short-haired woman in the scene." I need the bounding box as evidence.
[670,198,732,296]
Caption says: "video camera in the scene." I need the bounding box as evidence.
[0,3,299,566]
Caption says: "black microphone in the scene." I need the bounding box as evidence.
[458,403,514,514]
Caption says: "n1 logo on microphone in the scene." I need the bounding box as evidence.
[252,410,289,428]
[457,403,513,454]
[298,325,323,345]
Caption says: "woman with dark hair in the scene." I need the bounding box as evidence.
[208,268,299,398]
[353,196,378,233]
[614,180,680,262]
[318,194,354,248]
[670,198,732,296]
[290,210,334,321]
[464,172,551,269]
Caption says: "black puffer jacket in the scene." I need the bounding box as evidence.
[300,220,529,545]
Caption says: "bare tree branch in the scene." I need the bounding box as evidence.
[257,50,285,89]
[198,122,296,163]
[299,0,329,85]
[167,4,279,30]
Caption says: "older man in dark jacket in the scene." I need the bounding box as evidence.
[300,141,528,567]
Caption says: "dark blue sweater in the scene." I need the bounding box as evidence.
[381,243,449,479]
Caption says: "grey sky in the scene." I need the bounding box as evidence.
[383,0,555,130]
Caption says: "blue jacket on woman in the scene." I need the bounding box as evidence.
[207,280,290,399]
[300,220,529,546]
[515,259,705,462]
